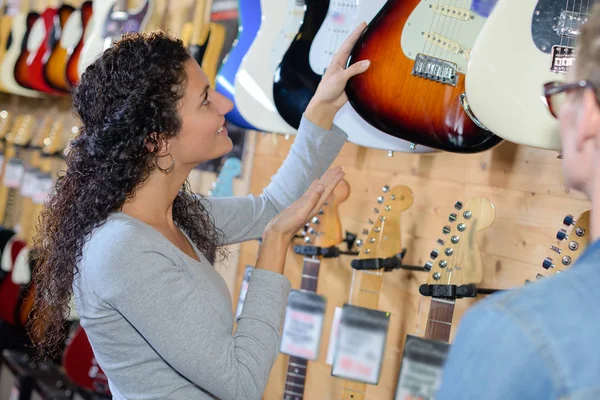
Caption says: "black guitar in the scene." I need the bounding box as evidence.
[272,0,330,129]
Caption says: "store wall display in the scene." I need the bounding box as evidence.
[272,0,329,129]
[344,0,502,153]
[467,0,597,151]
[235,0,303,135]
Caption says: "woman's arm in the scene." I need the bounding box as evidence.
[200,115,347,245]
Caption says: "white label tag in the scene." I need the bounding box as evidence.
[235,265,254,319]
[395,335,451,400]
[60,10,83,49]
[26,17,46,53]
[20,170,38,197]
[331,305,390,385]
[3,161,24,188]
[325,306,343,365]
[32,175,53,205]
[280,290,326,361]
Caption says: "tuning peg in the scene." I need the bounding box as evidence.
[432,272,441,280]
[372,207,380,213]
[463,210,472,219]
[424,261,433,271]
[382,185,390,193]
[377,196,384,204]
[318,208,324,215]
[442,226,451,235]
[384,205,391,211]
[430,249,439,259]
[454,201,463,210]
[390,194,396,200]
[575,227,586,237]
[450,235,459,244]
[561,255,572,266]
[556,229,568,241]
[374,227,381,233]
[308,228,316,235]
[304,237,311,244]
[542,257,554,269]
[439,260,447,268]
[437,239,445,246]
[367,218,374,224]
[563,214,575,226]
[457,223,466,232]
[362,229,369,235]
[369,237,376,243]
[311,216,320,224]
[568,241,579,251]
[444,248,453,256]
[449,213,457,222]
[388,150,394,157]
[536,273,545,280]
[356,239,363,247]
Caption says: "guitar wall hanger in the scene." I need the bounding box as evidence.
[419,283,477,299]
[294,231,360,258]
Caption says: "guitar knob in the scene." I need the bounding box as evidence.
[430,249,439,259]
[542,257,554,269]
[563,214,575,226]
[556,229,568,241]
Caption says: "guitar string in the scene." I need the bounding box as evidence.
[436,0,460,61]
[445,0,464,68]
[326,1,336,72]
[423,0,442,57]
[430,0,447,59]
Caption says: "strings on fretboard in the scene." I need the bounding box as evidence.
[424,298,456,343]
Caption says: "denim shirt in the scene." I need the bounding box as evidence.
[437,239,600,400]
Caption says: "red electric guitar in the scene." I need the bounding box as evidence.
[65,0,92,88]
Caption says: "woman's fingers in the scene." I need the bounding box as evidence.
[306,169,345,221]
[330,22,368,70]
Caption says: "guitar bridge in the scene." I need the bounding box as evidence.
[412,54,458,86]
[550,46,575,74]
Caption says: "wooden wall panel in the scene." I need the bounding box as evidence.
[233,132,590,400]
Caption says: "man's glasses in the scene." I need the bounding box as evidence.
[543,80,599,118]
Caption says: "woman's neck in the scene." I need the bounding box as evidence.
[121,167,191,227]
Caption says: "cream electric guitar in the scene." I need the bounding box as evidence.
[320,0,436,153]
[78,0,154,77]
[234,0,305,135]
[0,0,44,97]
[466,0,594,150]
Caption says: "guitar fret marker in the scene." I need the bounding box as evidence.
[302,274,317,280]
[288,362,306,369]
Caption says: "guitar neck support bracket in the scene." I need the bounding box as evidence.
[419,283,477,299]
[293,245,341,258]
[350,249,409,272]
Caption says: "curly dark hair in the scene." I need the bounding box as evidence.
[30,31,224,356]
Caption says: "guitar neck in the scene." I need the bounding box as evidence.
[424,298,456,343]
[190,0,213,45]
[283,257,321,400]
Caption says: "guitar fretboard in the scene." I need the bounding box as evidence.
[283,257,321,400]
[424,298,456,343]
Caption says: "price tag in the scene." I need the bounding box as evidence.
[326,306,342,365]
[279,290,326,361]
[32,174,53,205]
[395,335,451,400]
[3,160,24,189]
[235,265,254,319]
[20,169,39,197]
[331,304,390,385]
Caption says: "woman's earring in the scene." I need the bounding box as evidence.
[156,154,175,173]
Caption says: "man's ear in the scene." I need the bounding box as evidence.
[145,132,170,155]
[577,89,600,151]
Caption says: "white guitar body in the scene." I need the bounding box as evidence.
[78,0,116,77]
[310,0,435,153]
[235,0,305,135]
[0,13,43,97]
[466,0,561,150]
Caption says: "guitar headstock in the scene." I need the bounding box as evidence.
[425,197,495,286]
[302,179,350,248]
[541,211,591,273]
[354,185,414,260]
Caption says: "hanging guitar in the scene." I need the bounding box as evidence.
[466,0,597,151]
[527,211,591,284]
[215,0,260,129]
[345,0,503,153]
[0,0,44,97]
[338,184,414,400]
[282,178,349,400]
[308,0,436,153]
[273,0,330,130]
[235,0,303,135]
[78,0,154,76]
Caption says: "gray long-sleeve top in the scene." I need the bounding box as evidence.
[72,116,347,400]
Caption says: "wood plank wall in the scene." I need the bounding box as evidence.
[233,132,591,400]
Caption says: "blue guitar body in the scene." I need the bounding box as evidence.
[215,0,262,130]
[210,157,242,197]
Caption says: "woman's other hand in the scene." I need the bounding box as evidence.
[305,22,370,130]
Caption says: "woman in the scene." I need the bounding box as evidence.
[30,22,370,400]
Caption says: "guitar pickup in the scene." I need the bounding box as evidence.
[412,54,458,86]
[550,46,575,74]
[432,4,472,21]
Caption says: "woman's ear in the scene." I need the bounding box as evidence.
[145,132,170,155]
